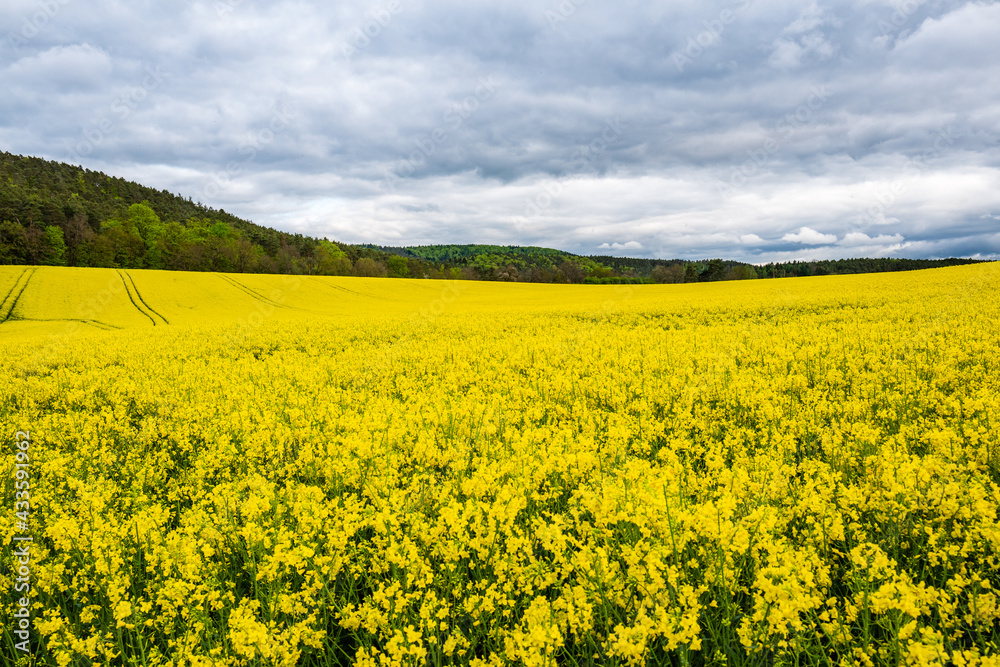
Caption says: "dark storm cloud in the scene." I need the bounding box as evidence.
[1,0,997,261]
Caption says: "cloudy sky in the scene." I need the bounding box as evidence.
[2,0,998,262]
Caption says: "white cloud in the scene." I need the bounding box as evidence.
[781,227,838,245]
[783,2,827,35]
[5,43,113,91]
[839,232,905,246]
[598,241,643,251]
[893,2,1000,66]
[768,39,804,69]
[0,0,997,262]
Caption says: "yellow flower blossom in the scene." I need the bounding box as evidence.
[2,263,999,664]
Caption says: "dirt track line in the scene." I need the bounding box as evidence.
[1,268,36,323]
[123,271,169,324]
[309,276,390,300]
[0,268,28,314]
[217,274,293,309]
[20,317,121,331]
[117,270,157,326]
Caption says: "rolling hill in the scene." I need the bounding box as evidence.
[0,151,986,283]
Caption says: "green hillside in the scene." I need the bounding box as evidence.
[0,151,986,283]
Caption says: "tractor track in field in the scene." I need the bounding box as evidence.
[122,271,169,324]
[117,270,158,326]
[0,269,27,312]
[309,276,393,301]
[19,317,121,331]
[218,274,289,308]
[218,274,310,311]
[0,267,37,323]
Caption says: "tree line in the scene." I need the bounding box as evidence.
[0,152,985,281]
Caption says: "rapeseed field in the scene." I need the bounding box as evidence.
[2,264,999,666]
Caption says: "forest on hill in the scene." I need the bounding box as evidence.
[0,152,985,283]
